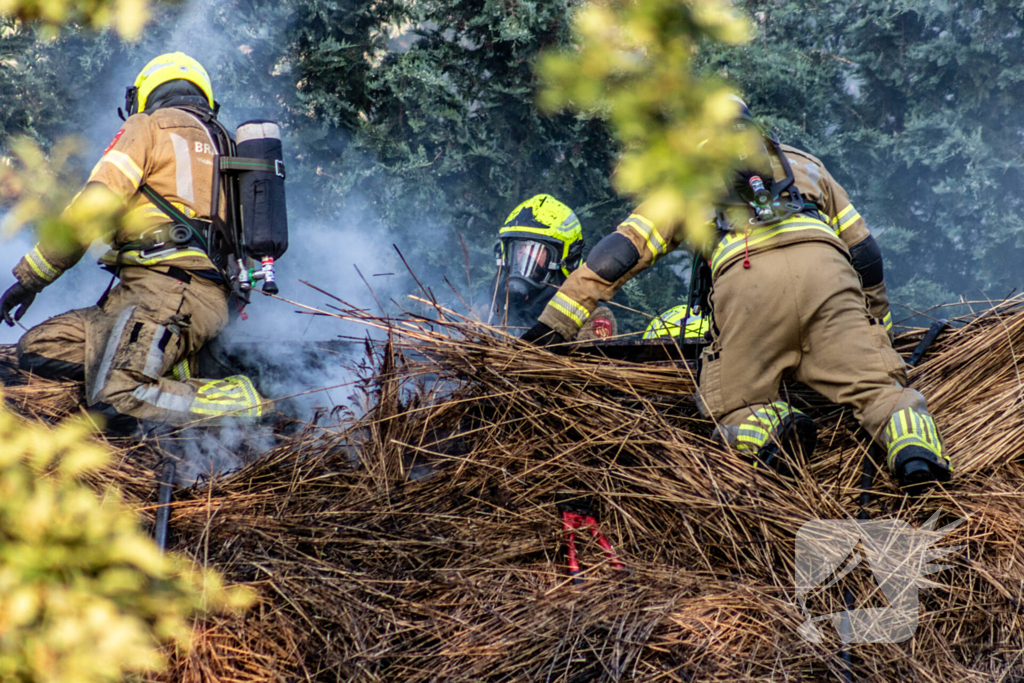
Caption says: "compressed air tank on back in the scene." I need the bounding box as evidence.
[235,120,289,262]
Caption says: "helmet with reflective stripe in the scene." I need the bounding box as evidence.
[643,305,710,340]
[130,52,214,114]
[496,194,584,278]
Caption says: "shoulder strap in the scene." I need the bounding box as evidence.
[171,107,242,281]
[137,184,210,253]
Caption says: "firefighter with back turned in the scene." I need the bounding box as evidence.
[0,52,289,434]
[521,97,950,494]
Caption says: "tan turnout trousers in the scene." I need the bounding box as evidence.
[17,266,267,426]
[697,241,926,446]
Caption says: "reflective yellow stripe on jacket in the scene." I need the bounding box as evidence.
[832,205,862,234]
[98,248,212,269]
[25,246,63,283]
[710,214,841,278]
[621,213,669,262]
[549,291,590,328]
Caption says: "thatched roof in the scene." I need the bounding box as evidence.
[3,296,1023,682]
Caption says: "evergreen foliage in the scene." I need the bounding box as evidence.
[3,0,1023,327]
[351,0,644,317]
[702,0,1024,315]
[538,0,754,248]
[0,403,252,683]
[0,20,114,145]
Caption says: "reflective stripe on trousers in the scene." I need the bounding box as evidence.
[732,401,804,455]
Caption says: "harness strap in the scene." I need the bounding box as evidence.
[219,157,285,177]
[138,184,210,253]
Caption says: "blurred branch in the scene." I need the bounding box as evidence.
[536,0,756,245]
[0,405,254,682]
[0,0,158,39]
[1,135,120,248]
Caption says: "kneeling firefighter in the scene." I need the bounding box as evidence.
[0,52,289,433]
[493,194,615,341]
[522,97,950,494]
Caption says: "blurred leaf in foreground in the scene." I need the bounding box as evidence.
[0,395,254,683]
[0,0,152,40]
[538,0,758,245]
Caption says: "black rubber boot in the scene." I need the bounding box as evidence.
[755,413,818,478]
[891,445,951,496]
[90,402,143,437]
[0,360,26,387]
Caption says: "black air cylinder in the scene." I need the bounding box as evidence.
[235,120,288,260]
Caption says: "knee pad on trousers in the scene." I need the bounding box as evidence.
[586,233,640,282]
[88,305,183,404]
[18,352,85,382]
[850,235,884,289]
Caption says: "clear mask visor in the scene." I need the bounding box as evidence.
[505,239,558,283]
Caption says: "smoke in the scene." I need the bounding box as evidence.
[172,421,276,486]
[1,0,458,484]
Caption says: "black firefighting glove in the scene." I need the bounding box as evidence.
[520,321,565,346]
[0,281,37,327]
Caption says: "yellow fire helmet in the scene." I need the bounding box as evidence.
[496,194,584,279]
[643,305,710,340]
[127,52,215,115]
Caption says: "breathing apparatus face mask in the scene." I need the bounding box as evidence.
[493,238,563,327]
[508,239,557,281]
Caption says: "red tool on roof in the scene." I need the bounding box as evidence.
[557,495,624,585]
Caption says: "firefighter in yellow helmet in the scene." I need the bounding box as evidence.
[0,52,270,433]
[522,97,950,495]
[642,304,710,341]
[493,194,616,341]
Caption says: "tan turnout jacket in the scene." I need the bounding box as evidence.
[14,108,225,291]
[538,144,892,341]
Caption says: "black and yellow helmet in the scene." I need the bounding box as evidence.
[494,194,584,281]
[124,52,215,115]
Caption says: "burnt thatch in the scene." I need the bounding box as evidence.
[3,296,1023,682]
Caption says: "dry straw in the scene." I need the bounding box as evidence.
[2,294,1023,682]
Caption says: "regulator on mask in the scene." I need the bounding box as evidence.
[725,132,804,227]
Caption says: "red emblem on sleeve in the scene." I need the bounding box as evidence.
[103,129,125,155]
[592,318,613,339]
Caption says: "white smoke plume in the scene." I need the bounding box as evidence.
[0,0,450,483]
